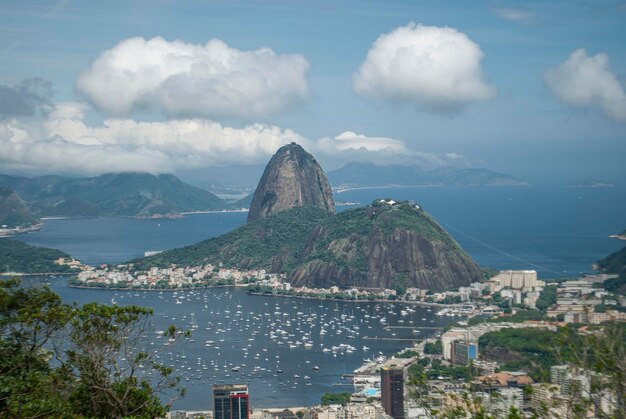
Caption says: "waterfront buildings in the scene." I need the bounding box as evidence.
[213,384,249,419]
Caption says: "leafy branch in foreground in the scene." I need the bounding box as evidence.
[0,278,187,418]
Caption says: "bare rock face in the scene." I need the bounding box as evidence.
[248,142,335,222]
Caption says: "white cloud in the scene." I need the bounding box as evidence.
[352,22,496,113]
[0,102,308,175]
[0,103,471,176]
[331,131,411,153]
[313,131,469,169]
[75,37,309,120]
[545,49,626,122]
[494,7,536,24]
[544,48,626,121]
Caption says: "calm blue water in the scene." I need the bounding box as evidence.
[42,281,451,410]
[21,212,248,266]
[20,186,626,278]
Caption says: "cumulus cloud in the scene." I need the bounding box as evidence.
[0,102,308,175]
[352,22,496,113]
[545,49,626,122]
[494,7,537,24]
[0,78,53,118]
[0,102,473,176]
[75,37,309,120]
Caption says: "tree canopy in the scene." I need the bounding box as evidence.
[0,278,186,418]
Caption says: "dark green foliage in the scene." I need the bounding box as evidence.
[0,279,184,418]
[133,206,332,270]
[408,357,474,383]
[320,392,351,406]
[478,327,580,381]
[424,340,443,355]
[535,285,557,311]
[0,172,228,217]
[468,310,546,326]
[602,276,626,296]
[426,358,474,380]
[395,349,420,358]
[597,246,626,277]
[0,278,73,417]
[0,238,72,273]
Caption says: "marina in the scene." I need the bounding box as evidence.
[47,279,457,410]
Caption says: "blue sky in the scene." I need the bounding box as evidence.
[1,0,625,184]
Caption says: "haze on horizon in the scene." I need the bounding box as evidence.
[0,0,625,186]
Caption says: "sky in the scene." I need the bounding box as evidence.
[0,0,625,185]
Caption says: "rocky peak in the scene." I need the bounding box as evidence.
[248,142,335,222]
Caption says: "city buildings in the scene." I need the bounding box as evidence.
[451,340,477,365]
[489,270,544,290]
[381,359,409,419]
[491,387,523,417]
[213,384,249,419]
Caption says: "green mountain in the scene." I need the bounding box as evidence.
[289,200,482,291]
[133,206,331,271]
[234,193,254,209]
[328,162,527,188]
[0,172,229,217]
[597,246,626,278]
[134,200,482,291]
[0,186,40,229]
[566,178,614,188]
[0,238,72,273]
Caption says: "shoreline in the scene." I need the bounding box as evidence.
[334,184,443,194]
[1,271,72,276]
[333,183,528,194]
[179,209,248,215]
[0,222,44,237]
[246,291,464,307]
[67,283,249,292]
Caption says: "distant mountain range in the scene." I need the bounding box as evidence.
[0,186,41,230]
[0,161,526,220]
[0,172,230,218]
[327,162,527,189]
[566,178,615,188]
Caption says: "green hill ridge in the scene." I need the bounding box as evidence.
[0,238,73,274]
[0,186,41,229]
[0,172,229,217]
[134,200,482,291]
